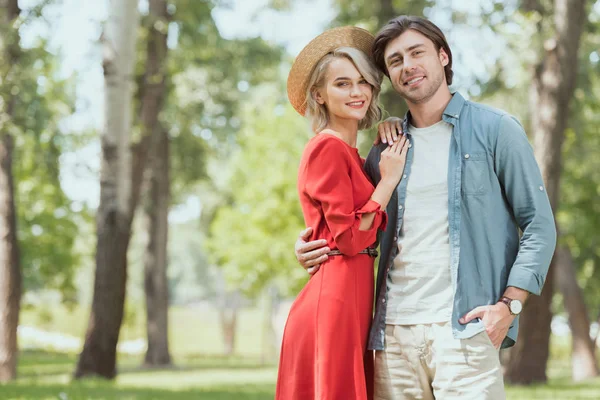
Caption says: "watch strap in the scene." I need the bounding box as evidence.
[499,296,517,315]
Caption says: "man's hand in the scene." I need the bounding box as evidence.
[375,117,404,145]
[295,227,330,276]
[459,303,515,349]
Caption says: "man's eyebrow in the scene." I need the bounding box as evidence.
[386,43,426,65]
[407,43,425,52]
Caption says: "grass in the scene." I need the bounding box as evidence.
[0,351,276,400]
[2,350,600,399]
[2,305,600,399]
[19,304,266,357]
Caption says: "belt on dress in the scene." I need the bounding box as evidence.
[327,247,378,258]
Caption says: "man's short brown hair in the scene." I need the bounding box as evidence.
[372,16,454,85]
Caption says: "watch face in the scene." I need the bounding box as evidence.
[510,300,523,315]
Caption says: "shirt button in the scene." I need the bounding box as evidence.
[393,236,397,241]
[454,114,459,118]
[382,298,386,303]
[408,143,412,148]
[398,205,403,210]
[403,174,407,179]
[539,186,544,191]
[464,153,470,159]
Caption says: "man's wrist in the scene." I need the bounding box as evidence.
[498,296,523,316]
[502,286,530,303]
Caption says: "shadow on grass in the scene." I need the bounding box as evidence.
[17,350,78,379]
[17,350,277,379]
[0,381,275,400]
[119,354,276,375]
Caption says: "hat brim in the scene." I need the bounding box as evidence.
[287,26,375,116]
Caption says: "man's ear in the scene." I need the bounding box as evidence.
[439,47,449,67]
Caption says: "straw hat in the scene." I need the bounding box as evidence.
[287,26,375,116]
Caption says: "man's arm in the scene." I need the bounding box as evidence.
[460,114,557,348]
[495,114,557,294]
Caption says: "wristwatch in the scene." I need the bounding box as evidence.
[499,296,523,316]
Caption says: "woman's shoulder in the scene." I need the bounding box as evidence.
[299,134,353,174]
[304,132,354,157]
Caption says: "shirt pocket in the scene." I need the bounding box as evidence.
[461,152,490,196]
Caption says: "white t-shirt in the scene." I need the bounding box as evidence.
[385,120,454,325]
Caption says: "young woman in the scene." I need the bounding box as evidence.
[276,27,409,400]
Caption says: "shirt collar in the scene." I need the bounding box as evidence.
[401,91,466,132]
[442,91,466,120]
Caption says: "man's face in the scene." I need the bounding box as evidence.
[383,29,449,105]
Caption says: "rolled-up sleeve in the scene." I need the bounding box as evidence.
[494,115,557,295]
[304,138,387,256]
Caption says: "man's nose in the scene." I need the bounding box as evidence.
[403,57,416,71]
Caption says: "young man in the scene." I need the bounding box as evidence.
[294,16,557,399]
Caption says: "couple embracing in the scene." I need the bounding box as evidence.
[275,15,556,400]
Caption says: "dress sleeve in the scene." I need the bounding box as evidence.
[303,137,387,256]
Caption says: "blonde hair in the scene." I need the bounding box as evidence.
[304,47,383,133]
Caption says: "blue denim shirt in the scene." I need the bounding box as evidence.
[365,92,557,351]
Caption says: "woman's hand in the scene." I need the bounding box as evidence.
[379,135,409,185]
[375,117,403,145]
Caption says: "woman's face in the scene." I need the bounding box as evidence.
[314,57,372,124]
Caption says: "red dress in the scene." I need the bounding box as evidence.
[276,134,387,400]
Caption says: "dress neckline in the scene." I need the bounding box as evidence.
[316,131,359,152]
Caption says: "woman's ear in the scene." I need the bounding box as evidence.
[313,89,325,105]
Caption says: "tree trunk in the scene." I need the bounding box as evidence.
[555,245,599,380]
[260,286,280,364]
[216,282,240,356]
[75,0,140,379]
[143,130,171,366]
[0,135,20,383]
[0,0,22,383]
[378,0,394,24]
[505,0,586,384]
[141,0,171,368]
[220,307,238,356]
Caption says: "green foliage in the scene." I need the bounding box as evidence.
[142,0,284,202]
[557,16,600,310]
[0,8,88,303]
[126,0,285,303]
[13,52,85,301]
[206,89,310,297]
[333,0,435,30]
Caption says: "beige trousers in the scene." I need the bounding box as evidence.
[374,322,505,400]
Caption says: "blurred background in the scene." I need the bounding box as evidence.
[0,0,599,398]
